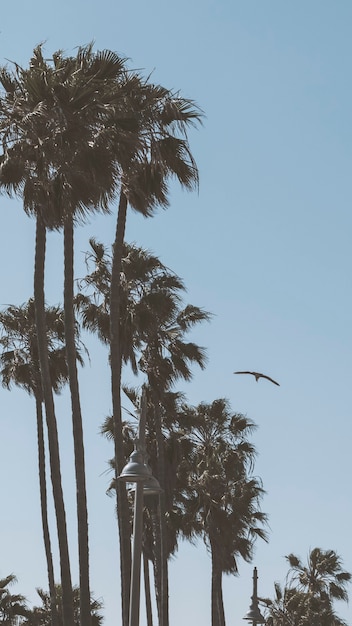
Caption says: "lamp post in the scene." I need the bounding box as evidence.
[243,567,266,626]
[118,387,161,626]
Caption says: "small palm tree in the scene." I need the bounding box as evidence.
[261,582,301,626]
[179,399,268,626]
[286,548,351,603]
[262,548,351,626]
[0,574,28,625]
[24,584,103,626]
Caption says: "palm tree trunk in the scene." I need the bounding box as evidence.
[64,216,91,626]
[210,544,226,626]
[211,570,222,626]
[152,394,169,626]
[217,577,226,626]
[35,392,59,626]
[34,215,74,626]
[110,190,132,626]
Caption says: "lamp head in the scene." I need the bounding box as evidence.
[130,474,162,496]
[243,603,266,624]
[118,449,151,483]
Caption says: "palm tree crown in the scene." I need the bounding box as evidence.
[262,548,351,626]
[286,548,351,603]
[76,237,210,382]
[0,299,80,397]
[0,574,28,625]
[24,585,103,626]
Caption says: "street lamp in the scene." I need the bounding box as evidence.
[118,388,161,626]
[243,567,266,626]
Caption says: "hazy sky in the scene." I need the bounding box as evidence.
[0,2,351,625]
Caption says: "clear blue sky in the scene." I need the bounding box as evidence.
[0,1,351,625]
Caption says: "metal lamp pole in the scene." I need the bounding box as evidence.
[118,387,160,626]
[129,481,144,626]
[129,389,147,626]
[243,567,266,626]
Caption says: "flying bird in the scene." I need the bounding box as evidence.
[234,371,280,386]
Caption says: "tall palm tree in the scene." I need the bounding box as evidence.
[0,300,84,626]
[0,574,29,625]
[47,47,124,626]
[179,399,268,626]
[107,82,202,626]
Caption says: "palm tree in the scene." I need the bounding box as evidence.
[261,581,306,626]
[179,399,268,626]
[0,574,29,625]
[48,47,125,626]
[107,82,202,626]
[286,548,351,603]
[262,548,351,626]
[0,300,84,626]
[24,584,103,626]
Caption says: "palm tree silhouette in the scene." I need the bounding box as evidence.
[179,399,268,626]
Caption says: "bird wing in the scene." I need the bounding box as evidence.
[234,371,280,386]
[259,373,280,386]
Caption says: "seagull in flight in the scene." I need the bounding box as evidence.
[234,371,280,386]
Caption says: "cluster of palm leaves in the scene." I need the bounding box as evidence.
[0,574,28,625]
[0,43,267,626]
[261,548,351,626]
[0,575,103,626]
